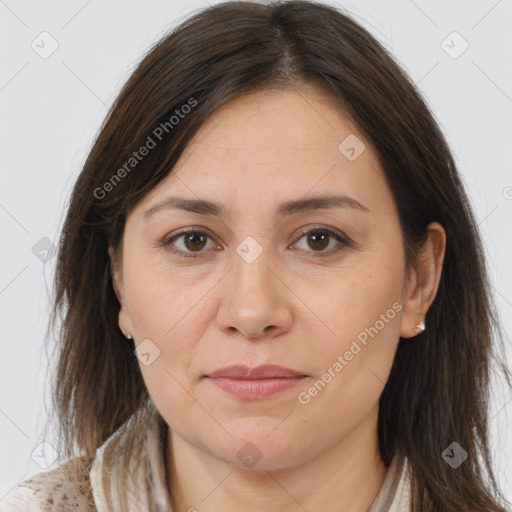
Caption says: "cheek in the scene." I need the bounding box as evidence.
[292,281,402,447]
[292,256,403,401]
[127,271,209,425]
[124,248,212,340]
[294,256,402,347]
[124,263,223,417]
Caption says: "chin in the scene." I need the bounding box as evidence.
[199,429,308,471]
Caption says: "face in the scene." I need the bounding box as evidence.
[111,83,421,470]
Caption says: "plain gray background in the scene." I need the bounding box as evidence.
[1,0,511,504]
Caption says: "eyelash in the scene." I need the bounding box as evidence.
[160,227,350,259]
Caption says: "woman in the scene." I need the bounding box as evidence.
[1,1,510,511]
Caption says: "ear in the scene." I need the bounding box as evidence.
[108,245,134,338]
[108,245,123,302]
[399,222,446,339]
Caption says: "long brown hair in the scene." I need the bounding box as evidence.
[44,1,511,510]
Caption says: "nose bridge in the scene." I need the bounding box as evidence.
[216,236,292,339]
[234,243,272,292]
[231,237,278,309]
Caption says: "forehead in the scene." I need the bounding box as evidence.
[132,84,393,221]
[179,84,364,171]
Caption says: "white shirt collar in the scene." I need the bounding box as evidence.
[90,404,171,512]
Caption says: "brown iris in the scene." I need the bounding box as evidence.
[183,232,208,252]
[306,231,330,251]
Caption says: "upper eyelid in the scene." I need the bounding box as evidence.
[165,225,347,241]
[164,226,349,252]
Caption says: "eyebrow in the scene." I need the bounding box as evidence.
[142,194,370,221]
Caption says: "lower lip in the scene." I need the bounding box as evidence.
[206,376,307,400]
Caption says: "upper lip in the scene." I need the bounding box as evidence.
[207,364,307,379]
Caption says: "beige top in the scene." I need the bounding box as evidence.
[0,408,411,512]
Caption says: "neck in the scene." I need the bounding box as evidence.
[165,405,389,512]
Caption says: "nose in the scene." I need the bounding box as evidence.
[216,249,293,340]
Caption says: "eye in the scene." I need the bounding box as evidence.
[161,229,217,258]
[161,226,350,259]
[292,227,349,257]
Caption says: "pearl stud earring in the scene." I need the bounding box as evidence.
[413,310,426,334]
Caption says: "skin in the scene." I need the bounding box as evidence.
[109,82,446,512]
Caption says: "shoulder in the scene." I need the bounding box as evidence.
[0,456,96,512]
[0,486,41,512]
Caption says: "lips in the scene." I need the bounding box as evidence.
[208,364,307,379]
[205,364,308,400]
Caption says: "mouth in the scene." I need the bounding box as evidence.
[204,364,309,400]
